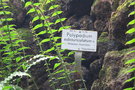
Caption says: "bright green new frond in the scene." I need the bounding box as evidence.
[54,63,61,70]
[52,11,63,17]
[33,3,41,6]
[1,18,13,22]
[68,51,75,56]
[27,8,36,14]
[125,38,135,45]
[0,11,12,15]
[40,38,50,44]
[126,68,135,73]
[126,28,135,34]
[125,77,135,83]
[129,1,135,6]
[49,5,60,10]
[124,87,134,90]
[32,23,43,30]
[44,22,54,27]
[43,47,55,54]
[128,11,135,17]
[46,0,55,4]
[128,19,135,26]
[55,18,66,24]
[125,58,135,64]
[59,26,71,32]
[25,1,32,8]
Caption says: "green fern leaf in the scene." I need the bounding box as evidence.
[33,3,41,6]
[52,11,63,17]
[40,38,50,44]
[125,58,135,64]
[44,22,54,27]
[57,76,66,80]
[59,26,71,32]
[126,28,135,34]
[124,87,134,90]
[0,41,6,44]
[48,29,57,34]
[125,77,135,83]
[128,19,135,26]
[53,69,64,75]
[128,11,135,17]
[55,18,66,24]
[42,16,50,20]
[49,5,60,10]
[0,6,9,9]
[25,1,32,8]
[15,56,22,62]
[37,30,47,35]
[55,43,63,46]
[54,63,61,70]
[53,37,61,41]
[49,56,59,61]
[17,47,30,51]
[129,1,135,7]
[126,68,135,73]
[32,23,43,30]
[1,18,13,22]
[14,40,25,44]
[125,38,135,45]
[43,47,55,54]
[27,8,36,14]
[68,51,75,56]
[46,0,55,4]
[0,11,12,15]
[127,50,135,54]
[2,86,13,90]
[32,16,40,23]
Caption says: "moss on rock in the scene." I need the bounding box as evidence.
[91,46,135,90]
[111,0,133,21]
[98,32,109,43]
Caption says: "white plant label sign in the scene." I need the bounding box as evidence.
[61,29,97,52]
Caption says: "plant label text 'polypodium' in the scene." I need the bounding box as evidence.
[61,29,97,52]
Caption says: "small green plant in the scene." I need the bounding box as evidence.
[124,0,135,90]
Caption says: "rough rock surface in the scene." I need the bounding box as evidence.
[109,0,133,44]
[91,1,112,36]
[58,0,94,18]
[8,0,29,28]
[91,48,135,90]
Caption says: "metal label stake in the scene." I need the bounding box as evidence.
[74,51,82,72]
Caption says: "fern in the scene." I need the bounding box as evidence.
[24,0,88,89]
[0,0,30,80]
[124,0,135,90]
